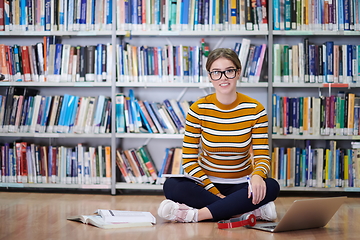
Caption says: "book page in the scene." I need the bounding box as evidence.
[97,210,156,224]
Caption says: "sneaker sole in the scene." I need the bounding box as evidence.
[158,199,177,220]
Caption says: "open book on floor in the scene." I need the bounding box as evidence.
[67,210,156,229]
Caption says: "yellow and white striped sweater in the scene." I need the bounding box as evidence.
[182,92,271,195]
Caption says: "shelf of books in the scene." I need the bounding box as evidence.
[117,30,269,37]
[2,0,360,194]
[0,31,114,36]
[116,82,268,88]
[0,82,112,87]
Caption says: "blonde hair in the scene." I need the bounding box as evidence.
[205,48,242,72]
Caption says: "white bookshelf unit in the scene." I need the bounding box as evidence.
[1,1,359,195]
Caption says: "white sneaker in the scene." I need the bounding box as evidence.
[157,199,198,223]
[249,201,277,221]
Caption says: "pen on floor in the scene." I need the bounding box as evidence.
[247,175,253,196]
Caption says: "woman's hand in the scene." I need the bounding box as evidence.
[248,175,266,205]
[216,193,226,199]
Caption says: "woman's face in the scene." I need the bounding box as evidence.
[208,57,240,96]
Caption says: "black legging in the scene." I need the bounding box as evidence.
[163,177,280,221]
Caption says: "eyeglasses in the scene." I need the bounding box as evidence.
[208,69,239,81]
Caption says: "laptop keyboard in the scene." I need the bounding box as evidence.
[262,225,276,229]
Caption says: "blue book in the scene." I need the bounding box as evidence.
[325,41,334,83]
[93,95,106,133]
[194,0,199,28]
[346,45,353,82]
[278,147,285,186]
[40,96,52,132]
[3,1,10,30]
[301,149,307,187]
[181,0,190,28]
[80,0,87,26]
[71,150,78,181]
[13,45,22,81]
[91,0,96,26]
[294,147,301,187]
[62,95,77,133]
[273,0,280,30]
[249,45,262,82]
[136,101,153,133]
[124,0,130,26]
[69,96,80,132]
[9,148,14,181]
[309,45,316,83]
[115,93,125,133]
[352,45,357,83]
[129,89,141,132]
[344,0,350,30]
[142,46,149,77]
[24,96,34,131]
[20,0,26,29]
[57,94,70,133]
[157,47,163,78]
[54,44,63,80]
[96,44,102,81]
[144,100,163,134]
[106,0,112,26]
[154,0,160,25]
[150,102,168,132]
[45,0,51,31]
[158,148,170,179]
[163,99,184,132]
[284,0,291,30]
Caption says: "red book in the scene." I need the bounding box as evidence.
[15,142,22,182]
[0,44,8,80]
[6,45,13,81]
[153,47,159,76]
[51,147,57,180]
[21,46,32,81]
[21,142,28,179]
[261,0,268,24]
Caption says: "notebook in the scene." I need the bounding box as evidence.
[248,196,346,233]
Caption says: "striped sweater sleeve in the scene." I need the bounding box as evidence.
[182,102,221,195]
[251,103,271,178]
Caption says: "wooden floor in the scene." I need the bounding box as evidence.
[0,191,359,240]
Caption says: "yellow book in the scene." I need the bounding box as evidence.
[105,146,111,184]
[325,149,330,187]
[230,0,237,25]
[131,46,139,82]
[171,147,183,174]
[347,93,355,135]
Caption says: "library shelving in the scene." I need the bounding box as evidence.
[1,1,360,195]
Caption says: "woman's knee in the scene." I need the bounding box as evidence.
[266,178,281,197]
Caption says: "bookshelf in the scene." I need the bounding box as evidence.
[1,1,360,194]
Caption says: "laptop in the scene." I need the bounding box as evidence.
[248,196,346,233]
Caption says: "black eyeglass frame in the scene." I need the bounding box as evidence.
[208,69,240,81]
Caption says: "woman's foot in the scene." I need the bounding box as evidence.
[247,201,277,221]
[157,199,198,223]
